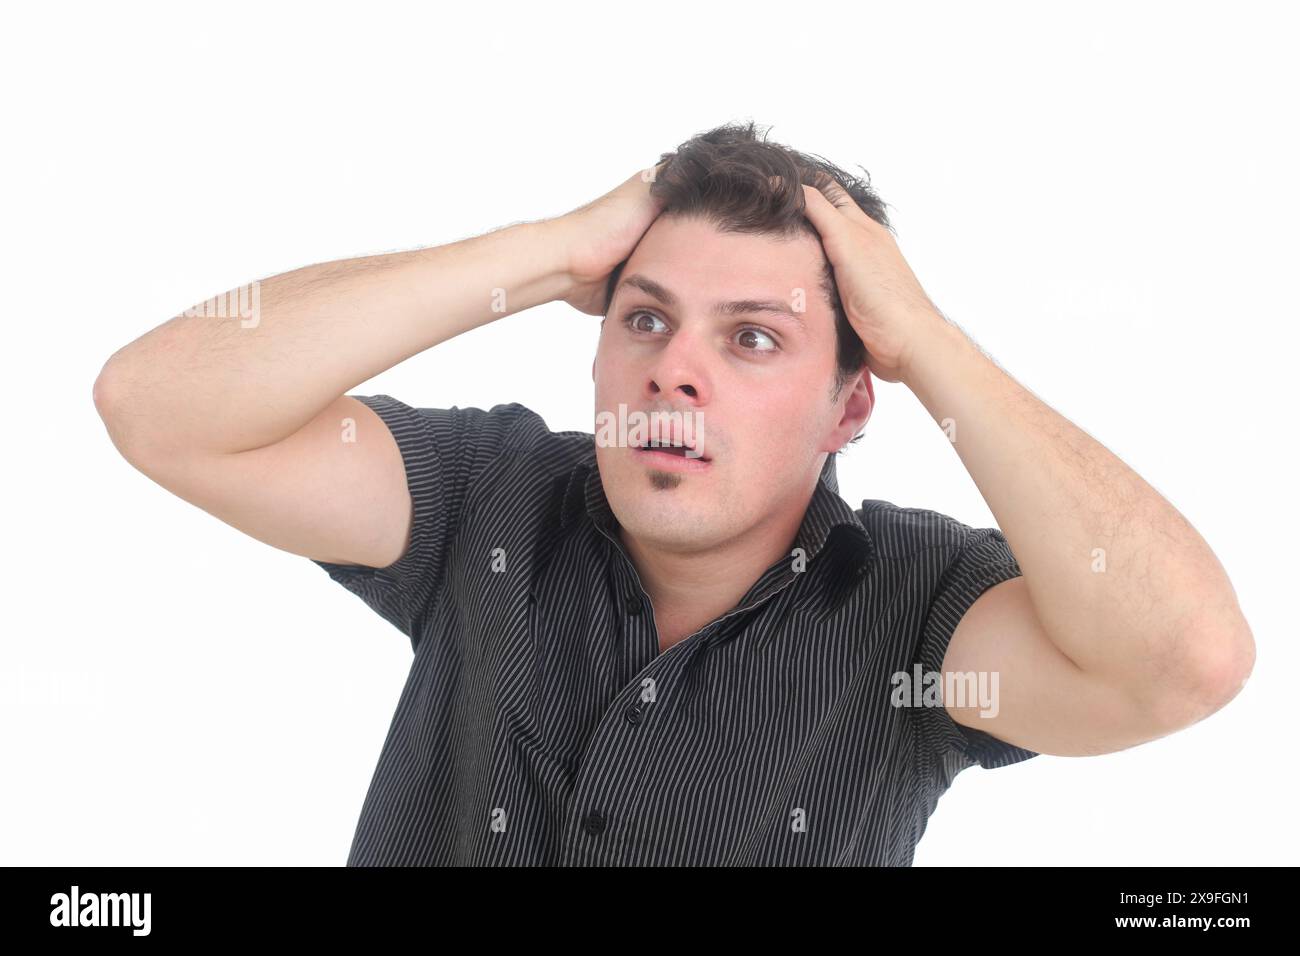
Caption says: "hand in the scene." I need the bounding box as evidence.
[798,178,946,383]
[550,162,669,316]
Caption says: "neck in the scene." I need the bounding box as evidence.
[617,470,821,649]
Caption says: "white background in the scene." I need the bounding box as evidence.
[2,0,1294,866]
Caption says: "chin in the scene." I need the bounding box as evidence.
[618,503,717,550]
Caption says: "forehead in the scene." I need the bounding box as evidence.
[619,215,831,314]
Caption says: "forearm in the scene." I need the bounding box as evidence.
[95,219,572,457]
[902,313,1251,699]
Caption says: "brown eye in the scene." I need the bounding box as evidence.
[625,311,667,334]
[736,327,778,352]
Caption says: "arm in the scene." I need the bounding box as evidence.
[94,221,571,570]
[800,181,1254,756]
[93,165,665,570]
[908,318,1253,753]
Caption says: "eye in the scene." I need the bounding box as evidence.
[623,310,669,335]
[735,327,778,353]
[621,310,780,355]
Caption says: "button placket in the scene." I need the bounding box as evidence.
[566,566,808,864]
[565,647,687,861]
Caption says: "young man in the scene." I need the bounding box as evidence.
[94,122,1254,865]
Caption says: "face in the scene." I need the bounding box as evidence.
[592,214,873,555]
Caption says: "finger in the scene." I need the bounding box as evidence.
[799,182,854,247]
[804,177,875,228]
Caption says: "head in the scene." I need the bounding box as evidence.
[591,121,892,554]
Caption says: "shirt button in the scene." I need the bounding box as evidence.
[582,809,607,836]
[624,704,642,725]
[625,593,643,616]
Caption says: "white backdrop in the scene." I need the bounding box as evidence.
[2,0,1294,866]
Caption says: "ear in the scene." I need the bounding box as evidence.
[823,370,874,452]
[852,370,875,428]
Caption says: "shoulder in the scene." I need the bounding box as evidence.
[477,402,595,478]
[854,498,988,560]
[439,403,596,523]
[366,395,592,473]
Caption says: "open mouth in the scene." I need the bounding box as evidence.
[634,440,711,464]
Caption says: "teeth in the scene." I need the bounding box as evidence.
[636,440,706,459]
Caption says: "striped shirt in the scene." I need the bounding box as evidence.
[312,394,1039,866]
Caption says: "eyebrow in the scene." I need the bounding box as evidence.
[616,273,808,333]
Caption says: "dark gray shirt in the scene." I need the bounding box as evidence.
[312,394,1038,866]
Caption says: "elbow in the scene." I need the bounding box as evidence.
[93,357,121,421]
[93,356,155,463]
[1151,618,1255,733]
[1200,617,1256,710]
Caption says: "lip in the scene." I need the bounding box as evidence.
[636,417,703,456]
[632,446,713,473]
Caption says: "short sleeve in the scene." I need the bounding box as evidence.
[311,394,537,652]
[910,523,1041,773]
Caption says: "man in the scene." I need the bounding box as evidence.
[94,122,1254,865]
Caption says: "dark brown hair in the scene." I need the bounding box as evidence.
[603,121,894,423]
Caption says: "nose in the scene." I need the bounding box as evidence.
[645,329,709,406]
